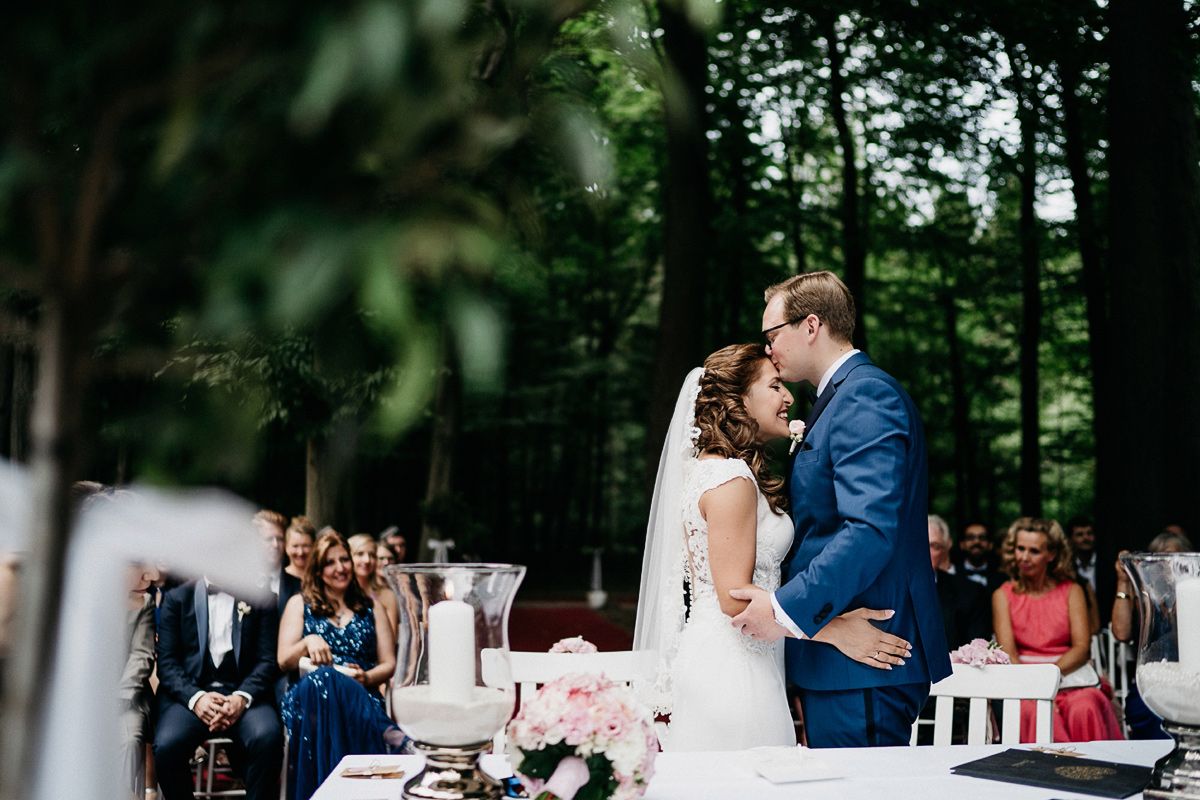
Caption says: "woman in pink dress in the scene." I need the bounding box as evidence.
[992,517,1123,743]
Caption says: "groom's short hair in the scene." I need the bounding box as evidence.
[764,271,856,344]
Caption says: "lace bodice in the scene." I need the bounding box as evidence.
[681,458,793,619]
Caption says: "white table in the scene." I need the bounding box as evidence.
[312,740,1171,800]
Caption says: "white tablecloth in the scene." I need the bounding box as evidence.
[311,739,1170,800]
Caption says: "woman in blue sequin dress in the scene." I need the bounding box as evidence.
[278,530,403,800]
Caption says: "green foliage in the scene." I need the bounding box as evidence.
[516,744,619,800]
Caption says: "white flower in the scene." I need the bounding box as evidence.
[237,601,251,622]
[787,420,806,455]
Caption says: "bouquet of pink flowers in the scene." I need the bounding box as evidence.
[549,636,599,654]
[506,673,658,800]
[950,638,1012,666]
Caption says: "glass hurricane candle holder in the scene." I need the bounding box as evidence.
[1121,552,1200,800]
[383,563,525,800]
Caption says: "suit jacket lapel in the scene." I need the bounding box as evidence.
[802,383,837,434]
[192,581,208,675]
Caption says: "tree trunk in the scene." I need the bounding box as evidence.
[1010,47,1043,517]
[8,345,33,462]
[305,436,336,528]
[942,284,976,526]
[0,300,89,800]
[420,363,459,559]
[0,344,11,460]
[1059,58,1111,522]
[646,0,712,481]
[822,13,867,349]
[784,123,809,275]
[1104,0,1200,544]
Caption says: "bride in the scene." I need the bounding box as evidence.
[635,344,910,751]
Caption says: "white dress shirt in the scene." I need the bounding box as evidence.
[769,349,862,639]
[187,580,252,711]
[1076,553,1097,591]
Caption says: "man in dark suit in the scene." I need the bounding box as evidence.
[953,521,1007,592]
[733,271,951,748]
[154,579,282,800]
[1068,516,1115,626]
[929,515,991,648]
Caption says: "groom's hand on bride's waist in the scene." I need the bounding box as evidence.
[729,586,788,642]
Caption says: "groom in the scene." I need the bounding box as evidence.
[731,271,950,747]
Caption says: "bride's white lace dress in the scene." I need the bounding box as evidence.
[665,457,797,751]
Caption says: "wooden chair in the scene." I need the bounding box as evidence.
[481,649,659,752]
[909,663,1061,746]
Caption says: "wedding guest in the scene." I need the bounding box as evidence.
[279,516,316,616]
[375,541,397,569]
[1111,529,1193,740]
[277,530,402,800]
[153,578,282,800]
[993,517,1123,743]
[1068,515,1114,627]
[381,527,407,563]
[929,516,990,648]
[347,533,399,637]
[953,521,1006,591]
[253,510,287,598]
[121,563,157,800]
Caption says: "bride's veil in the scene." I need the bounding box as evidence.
[633,366,704,713]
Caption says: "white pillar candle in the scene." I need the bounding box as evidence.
[429,599,475,704]
[590,550,603,592]
[1177,577,1200,672]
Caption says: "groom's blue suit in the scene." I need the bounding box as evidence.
[779,352,951,747]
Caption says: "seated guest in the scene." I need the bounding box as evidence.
[279,516,316,617]
[381,526,407,563]
[153,578,282,800]
[1068,515,1114,628]
[1111,529,1193,740]
[253,510,287,598]
[121,563,157,800]
[929,515,991,648]
[278,530,402,800]
[953,521,1006,591]
[993,517,1123,743]
[347,533,400,637]
[375,540,397,569]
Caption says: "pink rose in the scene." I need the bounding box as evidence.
[788,420,806,437]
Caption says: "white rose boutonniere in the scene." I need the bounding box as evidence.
[787,420,807,456]
[237,601,251,622]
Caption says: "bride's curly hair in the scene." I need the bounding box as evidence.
[694,344,787,514]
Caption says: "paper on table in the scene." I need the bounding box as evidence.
[751,746,845,784]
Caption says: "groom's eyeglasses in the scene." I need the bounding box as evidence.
[762,317,807,347]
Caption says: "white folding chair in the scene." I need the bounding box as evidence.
[192,737,246,799]
[910,663,1061,746]
[1101,627,1133,733]
[482,649,660,752]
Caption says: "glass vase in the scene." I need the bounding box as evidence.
[1120,552,1200,800]
[383,563,525,800]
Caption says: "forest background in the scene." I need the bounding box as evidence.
[3,0,1199,601]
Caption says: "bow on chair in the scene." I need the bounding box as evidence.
[428,538,456,563]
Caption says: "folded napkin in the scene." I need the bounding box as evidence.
[750,746,844,784]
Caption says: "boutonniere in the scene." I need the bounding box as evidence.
[237,601,251,622]
[787,420,807,456]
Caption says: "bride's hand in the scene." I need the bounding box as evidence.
[813,608,912,669]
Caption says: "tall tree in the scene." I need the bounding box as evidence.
[820,11,868,348]
[646,0,714,473]
[1009,44,1044,516]
[1104,0,1200,542]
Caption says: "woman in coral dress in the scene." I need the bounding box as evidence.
[993,517,1124,743]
